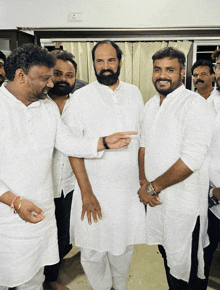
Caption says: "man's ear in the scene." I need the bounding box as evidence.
[15,68,27,83]
[181,67,185,80]
[119,60,122,69]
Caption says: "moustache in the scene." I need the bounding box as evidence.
[195,79,204,84]
[155,79,171,84]
[100,69,114,76]
[56,81,70,87]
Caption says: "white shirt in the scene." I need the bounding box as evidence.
[67,80,146,255]
[209,111,220,219]
[52,95,76,198]
[141,85,215,282]
[207,88,220,112]
[0,85,102,287]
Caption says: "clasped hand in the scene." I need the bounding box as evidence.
[138,181,162,207]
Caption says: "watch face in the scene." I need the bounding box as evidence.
[147,184,154,195]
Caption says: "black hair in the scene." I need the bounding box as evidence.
[0,51,6,62]
[191,59,214,75]
[50,50,77,73]
[152,47,185,69]
[5,43,55,81]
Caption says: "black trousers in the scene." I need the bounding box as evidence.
[44,190,73,282]
[202,210,220,288]
[158,217,207,290]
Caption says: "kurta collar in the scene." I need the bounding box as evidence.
[154,84,185,103]
[95,80,122,93]
[1,84,41,108]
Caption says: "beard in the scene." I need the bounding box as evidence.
[216,78,220,92]
[34,86,50,100]
[153,73,183,96]
[0,74,5,86]
[49,81,75,96]
[95,66,120,86]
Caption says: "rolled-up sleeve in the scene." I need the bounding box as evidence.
[180,99,215,172]
[53,102,104,159]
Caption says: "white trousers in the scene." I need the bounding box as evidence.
[0,267,44,290]
[81,245,134,290]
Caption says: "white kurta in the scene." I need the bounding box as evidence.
[52,95,76,198]
[141,85,215,282]
[207,88,220,112]
[67,80,146,255]
[209,111,220,219]
[0,85,102,287]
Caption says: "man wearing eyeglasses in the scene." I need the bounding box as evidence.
[202,49,220,289]
[212,50,220,92]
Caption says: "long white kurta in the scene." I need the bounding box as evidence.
[0,85,102,287]
[67,80,146,255]
[209,111,220,219]
[141,85,215,282]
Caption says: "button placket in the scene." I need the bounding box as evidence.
[111,91,123,131]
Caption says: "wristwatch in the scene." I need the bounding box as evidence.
[146,182,156,196]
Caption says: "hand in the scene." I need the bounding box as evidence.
[105,131,137,149]
[139,178,148,187]
[137,183,162,207]
[148,195,162,207]
[15,198,45,223]
[213,188,220,201]
[81,190,102,225]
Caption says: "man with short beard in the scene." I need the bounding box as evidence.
[0,51,6,86]
[138,47,215,289]
[43,50,87,290]
[66,40,146,290]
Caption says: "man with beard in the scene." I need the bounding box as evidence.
[191,59,220,111]
[0,51,6,86]
[138,47,215,289]
[43,50,87,290]
[0,43,135,290]
[65,40,146,290]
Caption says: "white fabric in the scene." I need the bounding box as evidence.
[207,88,220,112]
[0,85,103,287]
[68,80,146,255]
[81,246,133,290]
[16,267,44,290]
[52,95,76,198]
[141,85,215,282]
[209,111,220,219]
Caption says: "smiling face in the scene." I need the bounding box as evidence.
[152,57,185,97]
[25,65,54,103]
[49,59,76,97]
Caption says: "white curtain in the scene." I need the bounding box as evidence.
[61,40,192,104]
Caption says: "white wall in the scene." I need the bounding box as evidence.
[0,0,220,30]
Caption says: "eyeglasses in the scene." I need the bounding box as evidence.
[214,63,220,71]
